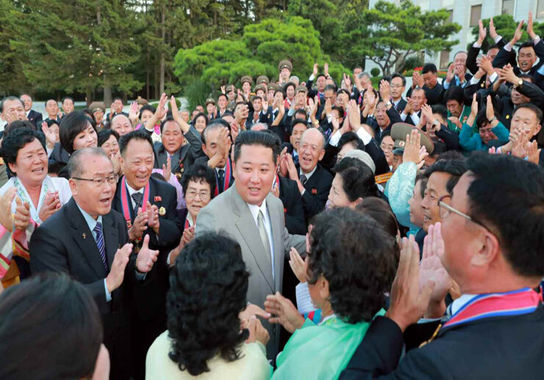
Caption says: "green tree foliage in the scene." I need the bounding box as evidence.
[352,0,461,75]
[174,16,349,105]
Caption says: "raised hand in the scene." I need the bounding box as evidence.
[278,147,289,177]
[323,62,329,77]
[136,234,159,273]
[244,316,270,346]
[286,153,299,181]
[13,197,31,231]
[162,154,172,182]
[526,140,541,165]
[313,63,319,77]
[128,207,148,241]
[128,102,139,126]
[379,79,391,102]
[288,247,307,283]
[105,242,133,292]
[485,95,496,122]
[386,235,435,332]
[38,191,61,222]
[146,201,160,234]
[528,11,536,40]
[404,97,414,115]
[403,129,426,167]
[420,223,451,317]
[240,303,271,321]
[511,20,524,45]
[41,121,57,149]
[478,55,494,75]
[446,63,455,83]
[489,17,498,40]
[264,292,305,333]
[477,19,487,44]
[0,188,16,231]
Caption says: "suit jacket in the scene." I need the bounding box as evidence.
[195,186,306,359]
[27,109,43,128]
[278,175,306,235]
[340,306,544,379]
[298,164,333,224]
[193,156,235,194]
[29,198,135,378]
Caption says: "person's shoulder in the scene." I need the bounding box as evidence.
[150,176,176,195]
[316,164,333,180]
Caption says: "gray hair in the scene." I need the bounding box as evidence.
[67,147,110,178]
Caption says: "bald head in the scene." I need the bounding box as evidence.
[110,114,133,136]
[299,128,326,173]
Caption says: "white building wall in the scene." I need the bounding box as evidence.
[365,0,544,73]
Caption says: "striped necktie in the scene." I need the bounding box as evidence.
[93,222,108,271]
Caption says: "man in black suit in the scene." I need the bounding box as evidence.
[29,147,159,379]
[390,73,407,113]
[400,88,426,126]
[340,154,544,379]
[281,128,332,223]
[20,94,42,128]
[113,130,181,379]
[153,117,202,182]
[193,122,234,195]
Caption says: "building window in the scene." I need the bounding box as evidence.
[538,0,544,19]
[440,50,450,70]
[502,0,514,15]
[470,5,482,27]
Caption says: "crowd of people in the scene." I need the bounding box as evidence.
[1,12,544,380]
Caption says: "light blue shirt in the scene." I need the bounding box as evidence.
[75,203,111,302]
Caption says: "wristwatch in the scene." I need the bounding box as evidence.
[515,78,523,88]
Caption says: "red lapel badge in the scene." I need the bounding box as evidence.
[311,188,318,195]
[154,196,162,202]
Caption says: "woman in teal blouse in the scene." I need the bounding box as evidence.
[266,208,399,380]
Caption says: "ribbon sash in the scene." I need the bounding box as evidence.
[214,158,231,196]
[443,288,541,330]
[120,176,150,228]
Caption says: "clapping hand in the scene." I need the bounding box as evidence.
[136,234,159,273]
[13,197,31,231]
[420,223,451,318]
[289,247,307,283]
[264,292,305,333]
[162,155,172,182]
[38,191,61,222]
[146,201,160,235]
[0,188,16,232]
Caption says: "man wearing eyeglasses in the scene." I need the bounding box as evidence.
[341,153,544,378]
[30,147,160,379]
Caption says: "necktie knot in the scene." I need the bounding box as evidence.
[300,174,308,186]
[93,222,103,234]
[132,192,143,211]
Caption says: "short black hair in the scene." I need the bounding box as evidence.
[390,73,406,87]
[519,41,536,51]
[97,128,119,147]
[422,63,438,74]
[333,157,378,201]
[3,120,36,137]
[291,118,308,130]
[181,163,216,198]
[308,208,398,323]
[338,132,365,152]
[233,130,280,164]
[444,86,464,105]
[424,158,467,195]
[62,96,73,104]
[324,84,337,93]
[160,116,181,134]
[0,273,102,379]
[1,96,24,111]
[217,93,228,102]
[118,129,154,156]
[465,153,544,278]
[167,232,249,376]
[331,105,345,118]
[316,73,327,81]
[431,104,448,120]
[1,128,46,165]
[59,111,96,154]
[191,112,208,126]
[514,102,543,123]
[283,81,296,93]
[139,104,156,119]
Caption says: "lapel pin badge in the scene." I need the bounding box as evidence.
[82,233,86,239]
[159,206,166,216]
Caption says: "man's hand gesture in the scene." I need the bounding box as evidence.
[136,234,159,273]
[106,242,133,293]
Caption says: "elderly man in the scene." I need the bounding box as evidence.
[443,51,472,90]
[20,94,42,128]
[111,114,134,137]
[282,128,333,222]
[341,153,544,378]
[30,147,159,379]
[196,130,305,360]
[1,97,27,129]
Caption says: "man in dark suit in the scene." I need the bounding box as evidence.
[153,117,202,182]
[29,147,159,379]
[20,94,42,128]
[281,128,332,223]
[340,154,544,379]
[193,122,234,195]
[113,130,181,379]
[390,73,407,113]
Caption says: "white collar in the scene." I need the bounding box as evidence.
[449,294,477,316]
[300,165,317,181]
[125,182,144,196]
[247,199,268,222]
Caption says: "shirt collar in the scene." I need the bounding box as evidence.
[300,165,318,181]
[125,182,144,196]
[247,198,268,222]
[450,294,477,316]
[75,202,103,232]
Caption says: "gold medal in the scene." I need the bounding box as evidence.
[159,207,166,216]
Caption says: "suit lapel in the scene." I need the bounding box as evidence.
[102,212,120,268]
[66,199,108,279]
[267,194,284,291]
[230,189,274,291]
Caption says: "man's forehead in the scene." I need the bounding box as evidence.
[428,171,452,190]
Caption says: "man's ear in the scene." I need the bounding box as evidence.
[68,178,78,196]
[319,276,330,301]
[471,230,500,268]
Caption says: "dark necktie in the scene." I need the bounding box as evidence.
[217,169,225,192]
[132,192,143,214]
[93,222,108,271]
[293,153,299,166]
[300,174,308,186]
